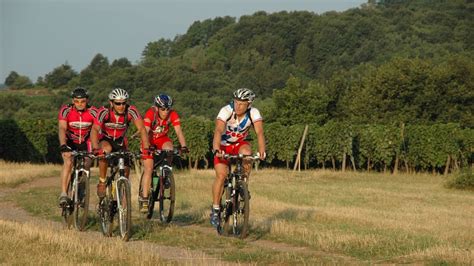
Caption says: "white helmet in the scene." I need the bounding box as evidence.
[108,88,129,101]
[233,88,255,103]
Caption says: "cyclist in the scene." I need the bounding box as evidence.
[140,94,188,211]
[58,87,98,206]
[90,88,151,199]
[210,88,266,229]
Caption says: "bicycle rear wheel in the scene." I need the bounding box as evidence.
[232,181,250,238]
[159,174,175,223]
[116,178,132,241]
[98,183,113,237]
[62,176,74,229]
[73,172,89,231]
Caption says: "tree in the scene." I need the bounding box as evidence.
[271,76,331,125]
[5,71,19,86]
[44,64,77,89]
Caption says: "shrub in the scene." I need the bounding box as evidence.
[445,168,474,190]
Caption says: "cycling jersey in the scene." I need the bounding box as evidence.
[144,107,181,140]
[58,105,98,144]
[94,105,142,141]
[216,103,263,145]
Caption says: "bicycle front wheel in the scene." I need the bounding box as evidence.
[116,178,132,241]
[98,182,113,237]
[62,176,74,229]
[221,184,233,236]
[159,174,175,223]
[73,172,89,231]
[232,181,250,238]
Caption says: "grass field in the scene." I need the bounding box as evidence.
[3,162,473,264]
[0,160,60,187]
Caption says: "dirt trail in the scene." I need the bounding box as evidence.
[0,176,359,264]
[0,176,235,265]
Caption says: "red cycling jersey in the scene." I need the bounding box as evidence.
[143,107,181,140]
[58,105,98,144]
[94,105,142,140]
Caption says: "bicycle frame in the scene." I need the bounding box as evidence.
[219,153,259,238]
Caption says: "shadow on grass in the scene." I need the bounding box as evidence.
[251,208,318,240]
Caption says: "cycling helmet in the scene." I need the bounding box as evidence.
[71,87,88,98]
[108,88,129,101]
[233,88,255,103]
[154,94,173,108]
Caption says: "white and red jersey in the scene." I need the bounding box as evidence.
[58,105,98,144]
[94,105,142,140]
[143,106,181,140]
[216,103,263,145]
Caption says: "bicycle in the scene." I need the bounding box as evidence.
[138,148,179,222]
[96,151,137,241]
[61,150,95,231]
[217,153,260,238]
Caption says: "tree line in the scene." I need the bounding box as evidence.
[1,118,472,174]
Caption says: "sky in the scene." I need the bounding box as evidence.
[1,0,366,82]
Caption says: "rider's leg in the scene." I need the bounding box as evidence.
[59,151,73,204]
[97,140,112,198]
[212,163,228,207]
[162,141,174,164]
[238,144,252,181]
[210,162,228,227]
[142,158,153,198]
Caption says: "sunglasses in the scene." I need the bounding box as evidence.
[159,107,170,111]
[113,101,127,106]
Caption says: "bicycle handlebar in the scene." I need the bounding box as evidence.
[71,150,97,159]
[221,153,261,160]
[100,151,141,160]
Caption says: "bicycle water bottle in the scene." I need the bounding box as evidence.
[152,174,159,188]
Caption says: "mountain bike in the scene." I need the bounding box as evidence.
[61,151,95,231]
[138,149,179,222]
[97,151,137,241]
[217,153,260,238]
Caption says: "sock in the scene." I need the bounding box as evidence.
[99,177,106,183]
[212,204,220,210]
[60,192,67,197]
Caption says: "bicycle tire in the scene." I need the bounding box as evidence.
[146,188,156,220]
[221,184,233,236]
[159,174,175,223]
[62,175,74,229]
[233,181,250,238]
[73,172,89,231]
[116,178,132,241]
[98,183,113,237]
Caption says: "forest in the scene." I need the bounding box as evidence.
[1,0,473,171]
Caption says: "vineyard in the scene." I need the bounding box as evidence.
[1,118,472,174]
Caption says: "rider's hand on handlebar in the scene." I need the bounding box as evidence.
[180,146,189,154]
[60,144,72,153]
[213,149,224,158]
[93,148,104,157]
[257,151,266,161]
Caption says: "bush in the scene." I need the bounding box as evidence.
[446,168,474,190]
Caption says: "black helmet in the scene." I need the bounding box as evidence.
[71,87,89,99]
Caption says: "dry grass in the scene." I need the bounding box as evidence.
[172,168,474,264]
[0,220,170,264]
[7,164,474,264]
[0,160,60,186]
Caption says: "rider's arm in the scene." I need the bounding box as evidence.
[90,124,101,150]
[58,120,68,146]
[253,120,266,160]
[213,119,226,152]
[174,125,187,147]
[134,118,150,150]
